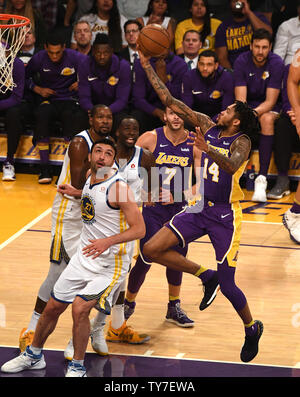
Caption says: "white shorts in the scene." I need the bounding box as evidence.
[52,249,130,314]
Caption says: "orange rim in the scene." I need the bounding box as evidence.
[0,14,30,28]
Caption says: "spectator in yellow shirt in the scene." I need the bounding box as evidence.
[175,0,221,55]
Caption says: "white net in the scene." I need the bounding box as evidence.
[0,15,30,94]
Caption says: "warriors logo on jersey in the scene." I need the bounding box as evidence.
[81,194,96,223]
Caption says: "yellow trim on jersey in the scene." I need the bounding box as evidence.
[52,163,71,261]
[218,202,242,267]
[229,160,247,203]
[98,253,123,311]
[118,210,127,255]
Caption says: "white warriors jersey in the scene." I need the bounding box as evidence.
[50,130,95,264]
[114,145,143,206]
[78,172,131,273]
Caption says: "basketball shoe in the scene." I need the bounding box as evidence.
[2,162,15,181]
[283,209,300,244]
[267,176,290,200]
[19,328,35,352]
[1,345,46,373]
[199,272,219,311]
[252,175,267,202]
[90,320,109,356]
[65,361,87,377]
[106,321,150,344]
[64,319,108,360]
[240,320,264,362]
[165,300,194,327]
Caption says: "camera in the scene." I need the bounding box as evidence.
[235,1,244,10]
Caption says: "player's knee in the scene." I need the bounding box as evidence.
[142,241,158,261]
[44,297,67,319]
[72,296,93,321]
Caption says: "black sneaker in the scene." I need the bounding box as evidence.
[165,301,194,328]
[199,272,219,311]
[240,320,264,362]
[38,166,52,184]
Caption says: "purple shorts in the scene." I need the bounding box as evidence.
[139,201,188,263]
[165,200,242,267]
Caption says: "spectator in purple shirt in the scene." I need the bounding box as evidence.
[1,57,25,182]
[26,31,88,184]
[78,33,132,135]
[214,0,272,71]
[267,63,300,200]
[234,28,284,202]
[131,51,188,133]
[181,49,234,120]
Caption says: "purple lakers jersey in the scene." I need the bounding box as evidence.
[152,126,194,202]
[202,126,248,203]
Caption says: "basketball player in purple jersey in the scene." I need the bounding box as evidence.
[137,48,263,362]
[124,107,202,327]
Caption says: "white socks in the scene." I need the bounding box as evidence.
[27,311,41,332]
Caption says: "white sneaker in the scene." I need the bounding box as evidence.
[2,162,16,181]
[252,175,267,202]
[65,361,87,377]
[64,338,74,361]
[64,319,108,360]
[90,318,109,356]
[283,209,300,244]
[1,346,46,373]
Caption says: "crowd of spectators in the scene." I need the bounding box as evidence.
[0,0,300,202]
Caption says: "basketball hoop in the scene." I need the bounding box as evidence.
[0,14,30,94]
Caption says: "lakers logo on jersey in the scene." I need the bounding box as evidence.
[81,194,95,223]
[61,67,75,76]
[210,90,222,99]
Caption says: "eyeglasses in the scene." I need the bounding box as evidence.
[125,29,139,34]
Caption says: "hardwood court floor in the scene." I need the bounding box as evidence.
[0,173,300,370]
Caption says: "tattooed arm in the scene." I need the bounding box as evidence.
[138,50,215,134]
[189,127,251,175]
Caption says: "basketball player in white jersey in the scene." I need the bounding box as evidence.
[60,115,156,359]
[19,106,148,356]
[1,138,146,377]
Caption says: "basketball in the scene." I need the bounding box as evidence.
[137,24,170,57]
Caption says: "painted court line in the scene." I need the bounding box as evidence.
[0,208,52,251]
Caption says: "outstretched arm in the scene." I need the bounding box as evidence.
[138,50,215,134]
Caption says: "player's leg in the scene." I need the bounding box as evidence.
[143,209,219,310]
[267,113,293,199]
[208,203,263,362]
[252,112,277,202]
[34,102,57,184]
[165,246,194,327]
[283,181,300,244]
[216,258,263,362]
[124,206,162,319]
[19,259,68,352]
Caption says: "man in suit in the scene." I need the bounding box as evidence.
[119,19,143,69]
[180,29,203,70]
